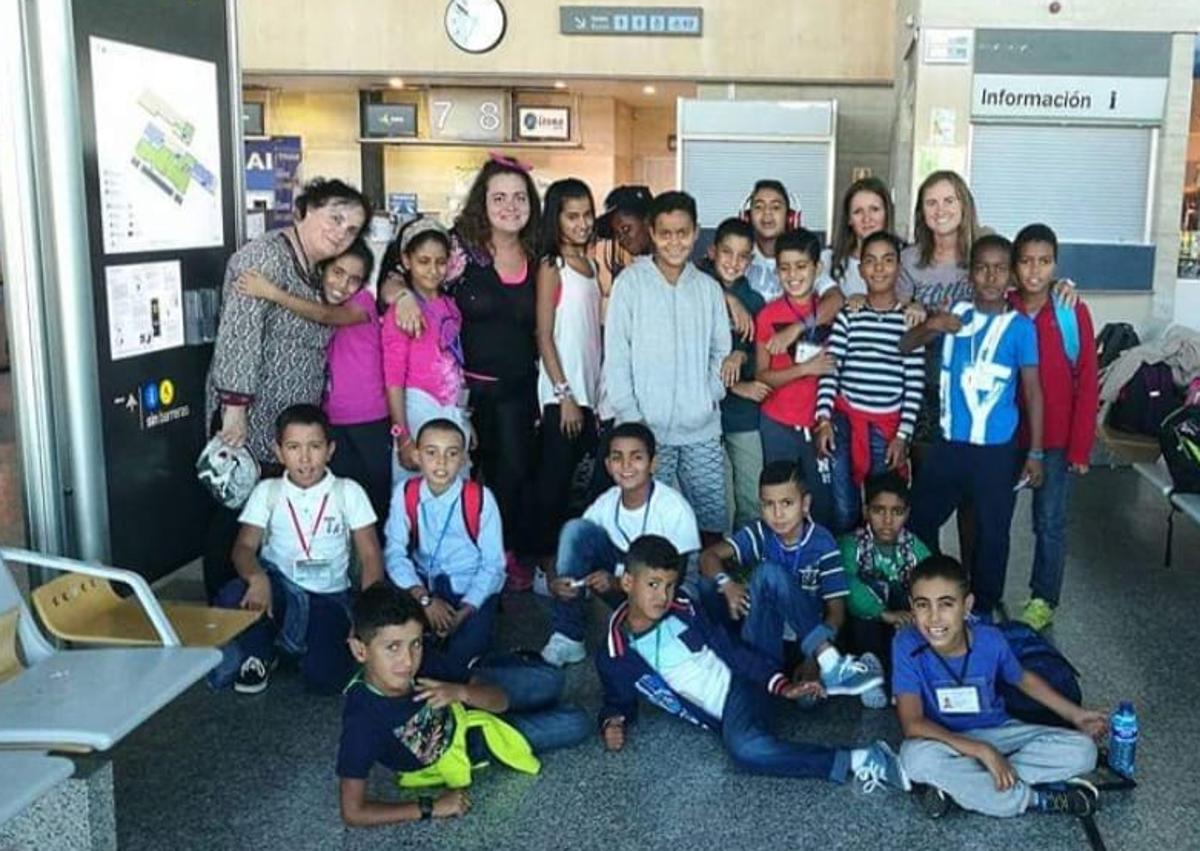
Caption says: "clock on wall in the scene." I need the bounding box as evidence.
[445,0,507,54]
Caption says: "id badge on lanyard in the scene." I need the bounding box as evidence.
[288,494,332,583]
[929,639,981,715]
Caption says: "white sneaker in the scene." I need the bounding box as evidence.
[541,632,586,667]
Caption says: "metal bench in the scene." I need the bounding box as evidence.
[1133,461,1200,567]
[0,547,220,752]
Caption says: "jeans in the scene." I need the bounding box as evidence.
[720,676,848,781]
[548,519,624,641]
[534,404,599,556]
[827,411,890,536]
[469,377,538,555]
[209,570,354,695]
[329,419,393,535]
[759,416,833,529]
[471,653,593,754]
[909,439,1020,616]
[429,574,499,670]
[1029,448,1070,607]
[740,560,836,664]
[723,430,764,531]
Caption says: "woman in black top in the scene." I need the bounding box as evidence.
[394,156,541,582]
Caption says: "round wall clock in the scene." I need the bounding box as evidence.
[445,0,507,54]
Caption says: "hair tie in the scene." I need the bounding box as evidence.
[487,151,533,174]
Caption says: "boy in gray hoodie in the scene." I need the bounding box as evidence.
[603,191,733,541]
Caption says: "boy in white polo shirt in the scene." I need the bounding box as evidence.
[211,404,383,695]
[540,422,701,667]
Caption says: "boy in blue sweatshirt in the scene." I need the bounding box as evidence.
[596,534,907,790]
[384,419,506,669]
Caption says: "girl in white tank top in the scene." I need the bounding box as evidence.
[533,179,604,569]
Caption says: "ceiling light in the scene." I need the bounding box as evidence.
[554,80,567,89]
[387,77,405,89]
[642,85,656,95]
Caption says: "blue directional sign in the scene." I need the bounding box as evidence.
[560,6,702,36]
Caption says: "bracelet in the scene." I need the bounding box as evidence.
[390,423,410,440]
[1028,449,1045,461]
[553,381,573,400]
[418,795,434,821]
[714,572,731,590]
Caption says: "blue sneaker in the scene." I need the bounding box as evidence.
[854,741,910,793]
[859,653,889,709]
[822,653,884,696]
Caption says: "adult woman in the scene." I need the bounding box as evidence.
[203,177,370,599]
[394,155,542,584]
[821,176,894,298]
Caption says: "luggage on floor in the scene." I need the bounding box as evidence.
[997,621,1082,728]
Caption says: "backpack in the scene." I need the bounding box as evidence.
[403,477,484,554]
[1108,363,1184,436]
[1159,404,1200,494]
[996,621,1082,728]
[1095,322,1140,371]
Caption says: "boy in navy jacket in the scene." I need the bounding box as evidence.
[596,534,907,790]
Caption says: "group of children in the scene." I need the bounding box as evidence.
[210,169,1111,828]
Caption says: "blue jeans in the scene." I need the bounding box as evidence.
[209,571,354,695]
[741,560,836,664]
[471,653,592,754]
[909,439,1020,616]
[430,574,499,670]
[720,676,849,781]
[1029,448,1070,607]
[828,411,890,536]
[759,416,833,529]
[549,518,624,641]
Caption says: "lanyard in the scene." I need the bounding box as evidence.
[784,294,818,336]
[286,493,329,560]
[928,635,973,686]
[615,483,654,548]
[423,492,461,578]
[773,520,814,575]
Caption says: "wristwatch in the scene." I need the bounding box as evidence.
[418,795,434,821]
[419,594,432,608]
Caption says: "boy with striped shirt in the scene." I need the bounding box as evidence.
[815,232,925,534]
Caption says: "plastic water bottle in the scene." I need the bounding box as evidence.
[1108,701,1139,778]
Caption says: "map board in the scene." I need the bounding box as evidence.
[90,36,224,254]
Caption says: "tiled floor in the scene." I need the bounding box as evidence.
[98,466,1198,851]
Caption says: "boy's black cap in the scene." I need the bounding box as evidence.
[595,185,653,239]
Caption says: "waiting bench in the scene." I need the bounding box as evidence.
[1132,461,1200,567]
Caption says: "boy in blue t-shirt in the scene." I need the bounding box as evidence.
[337,583,589,827]
[901,235,1045,617]
[699,461,883,698]
[894,556,1106,818]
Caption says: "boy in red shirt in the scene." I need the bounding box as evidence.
[1009,224,1099,630]
[754,228,835,528]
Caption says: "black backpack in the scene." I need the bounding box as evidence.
[1108,363,1184,437]
[1159,404,1200,494]
[1096,322,1140,371]
[997,621,1082,728]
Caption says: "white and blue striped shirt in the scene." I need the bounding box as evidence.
[815,304,925,438]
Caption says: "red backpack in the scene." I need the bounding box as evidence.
[402,477,485,553]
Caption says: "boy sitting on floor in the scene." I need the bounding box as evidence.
[211,403,383,695]
[383,419,505,670]
[698,460,883,701]
[598,534,907,792]
[337,583,590,826]
[895,555,1106,818]
[841,471,932,706]
[541,421,700,667]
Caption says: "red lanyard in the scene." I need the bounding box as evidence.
[286,494,329,560]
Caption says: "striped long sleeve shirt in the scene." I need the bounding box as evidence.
[815,304,925,439]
